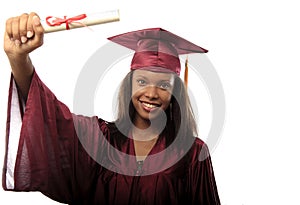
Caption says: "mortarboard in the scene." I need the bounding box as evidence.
[107,27,208,76]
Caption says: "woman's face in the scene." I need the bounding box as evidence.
[131,69,175,123]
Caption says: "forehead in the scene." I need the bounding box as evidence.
[132,69,175,81]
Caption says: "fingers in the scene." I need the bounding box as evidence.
[30,14,44,47]
[5,16,13,41]
[19,13,29,43]
[5,12,44,46]
[5,16,21,45]
[6,14,26,44]
[26,14,35,38]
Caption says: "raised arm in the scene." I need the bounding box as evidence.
[4,12,44,100]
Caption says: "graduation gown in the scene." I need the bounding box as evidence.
[2,71,220,205]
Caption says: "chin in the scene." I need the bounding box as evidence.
[141,110,166,123]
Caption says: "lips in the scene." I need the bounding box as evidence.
[139,100,161,112]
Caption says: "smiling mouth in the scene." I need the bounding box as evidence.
[140,100,161,111]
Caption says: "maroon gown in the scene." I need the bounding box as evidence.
[2,71,220,205]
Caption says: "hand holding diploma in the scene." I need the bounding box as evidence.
[4,10,120,50]
[4,10,119,99]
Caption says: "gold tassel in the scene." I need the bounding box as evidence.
[184,56,189,89]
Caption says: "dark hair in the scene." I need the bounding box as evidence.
[115,70,198,145]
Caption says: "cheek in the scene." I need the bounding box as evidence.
[131,88,144,107]
[131,89,141,100]
[131,83,143,98]
[160,91,172,104]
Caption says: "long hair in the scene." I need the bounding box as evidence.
[114,70,198,145]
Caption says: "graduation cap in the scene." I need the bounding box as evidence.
[108,27,208,85]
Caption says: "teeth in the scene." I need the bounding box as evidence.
[143,102,158,108]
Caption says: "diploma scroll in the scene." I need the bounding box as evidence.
[43,9,120,33]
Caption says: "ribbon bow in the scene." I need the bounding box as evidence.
[46,14,87,30]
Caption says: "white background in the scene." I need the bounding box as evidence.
[0,0,300,204]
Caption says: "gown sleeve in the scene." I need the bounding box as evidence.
[187,140,221,205]
[2,71,107,204]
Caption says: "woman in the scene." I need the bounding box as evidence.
[2,12,221,204]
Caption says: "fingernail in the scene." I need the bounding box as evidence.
[15,39,21,46]
[33,15,40,26]
[21,36,27,43]
[27,31,33,38]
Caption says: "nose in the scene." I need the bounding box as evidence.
[144,85,159,99]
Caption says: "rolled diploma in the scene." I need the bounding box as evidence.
[43,9,120,33]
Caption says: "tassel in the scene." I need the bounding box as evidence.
[184,56,189,89]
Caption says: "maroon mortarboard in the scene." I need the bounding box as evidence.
[107,27,208,76]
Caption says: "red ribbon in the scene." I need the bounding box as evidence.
[46,14,87,30]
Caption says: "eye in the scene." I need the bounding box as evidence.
[137,79,147,86]
[159,82,171,90]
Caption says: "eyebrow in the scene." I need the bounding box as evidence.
[134,75,147,79]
